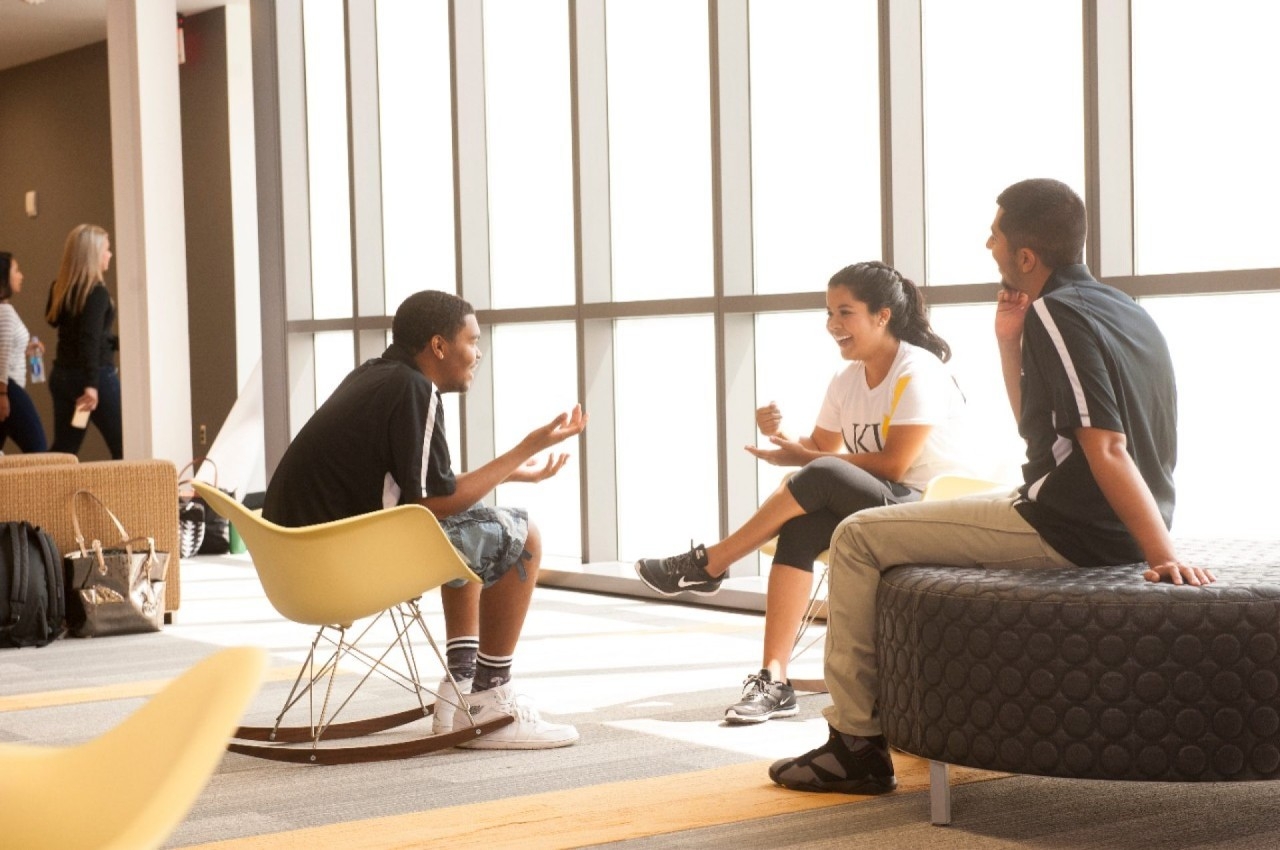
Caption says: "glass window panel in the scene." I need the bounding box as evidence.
[483,0,575,308]
[302,0,353,319]
[491,323,583,561]
[312,331,355,408]
[1132,1,1280,274]
[615,316,718,559]
[606,0,713,301]
[925,304,1025,484]
[753,310,845,504]
[377,0,456,310]
[1141,293,1278,539]
[921,0,1084,286]
[749,1,881,294]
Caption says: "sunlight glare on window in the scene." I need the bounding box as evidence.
[614,317,718,559]
[302,0,353,319]
[491,323,583,561]
[377,0,457,308]
[606,0,713,301]
[921,0,1084,286]
[1141,293,1279,538]
[749,0,881,294]
[312,331,354,408]
[1131,0,1280,273]
[484,0,575,308]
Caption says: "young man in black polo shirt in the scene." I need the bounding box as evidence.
[264,290,586,749]
[769,178,1215,794]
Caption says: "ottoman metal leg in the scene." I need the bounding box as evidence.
[930,760,951,825]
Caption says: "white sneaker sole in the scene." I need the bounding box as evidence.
[724,704,799,724]
[457,728,580,750]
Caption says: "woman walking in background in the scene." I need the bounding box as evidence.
[46,224,122,459]
[0,251,48,453]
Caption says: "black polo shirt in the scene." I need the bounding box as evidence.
[1014,264,1177,566]
[263,344,456,528]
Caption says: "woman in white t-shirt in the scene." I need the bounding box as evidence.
[635,261,968,723]
[0,252,48,453]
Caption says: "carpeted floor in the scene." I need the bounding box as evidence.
[594,773,1280,849]
[4,557,1280,849]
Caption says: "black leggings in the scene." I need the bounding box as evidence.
[773,456,920,572]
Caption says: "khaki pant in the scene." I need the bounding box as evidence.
[822,493,1074,736]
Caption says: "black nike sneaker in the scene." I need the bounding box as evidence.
[634,543,722,596]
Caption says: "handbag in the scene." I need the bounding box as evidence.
[64,490,170,638]
[178,457,232,555]
[178,492,206,558]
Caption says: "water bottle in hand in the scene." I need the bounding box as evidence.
[28,336,45,383]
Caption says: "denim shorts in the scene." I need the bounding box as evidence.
[440,504,530,588]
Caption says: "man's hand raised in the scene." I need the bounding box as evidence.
[995,284,1031,344]
[523,404,588,454]
[505,452,571,483]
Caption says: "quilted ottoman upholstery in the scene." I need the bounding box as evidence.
[877,539,1280,783]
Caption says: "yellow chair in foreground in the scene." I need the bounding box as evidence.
[192,483,513,764]
[0,646,267,850]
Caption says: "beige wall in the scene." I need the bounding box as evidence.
[0,15,239,462]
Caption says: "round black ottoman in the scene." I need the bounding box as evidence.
[876,539,1280,782]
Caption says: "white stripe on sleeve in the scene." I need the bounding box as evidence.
[1032,300,1090,427]
[419,391,438,496]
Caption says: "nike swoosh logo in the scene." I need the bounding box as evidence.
[677,576,708,588]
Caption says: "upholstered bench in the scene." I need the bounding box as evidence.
[875,539,1280,824]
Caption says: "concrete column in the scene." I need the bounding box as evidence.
[106,0,192,462]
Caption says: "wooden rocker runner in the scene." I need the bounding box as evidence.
[193,484,512,764]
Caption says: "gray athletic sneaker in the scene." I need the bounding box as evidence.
[634,543,722,596]
[725,669,798,724]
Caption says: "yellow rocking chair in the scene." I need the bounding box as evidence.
[192,483,513,764]
[0,647,267,850]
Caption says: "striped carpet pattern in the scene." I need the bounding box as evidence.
[6,558,1279,848]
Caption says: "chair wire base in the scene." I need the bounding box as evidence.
[229,598,512,764]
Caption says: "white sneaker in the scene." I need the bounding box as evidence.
[452,683,579,750]
[431,676,473,734]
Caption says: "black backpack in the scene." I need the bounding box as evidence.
[0,521,65,648]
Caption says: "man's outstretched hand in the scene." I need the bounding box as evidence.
[512,405,587,480]
[506,452,571,483]
[527,404,587,450]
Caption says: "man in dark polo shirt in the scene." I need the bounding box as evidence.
[264,290,586,750]
[769,178,1215,794]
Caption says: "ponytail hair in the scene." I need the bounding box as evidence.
[828,261,951,362]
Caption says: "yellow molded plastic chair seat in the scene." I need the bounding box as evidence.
[764,473,1005,692]
[192,483,513,764]
[0,647,267,850]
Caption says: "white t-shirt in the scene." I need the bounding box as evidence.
[0,303,30,387]
[814,340,968,491]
